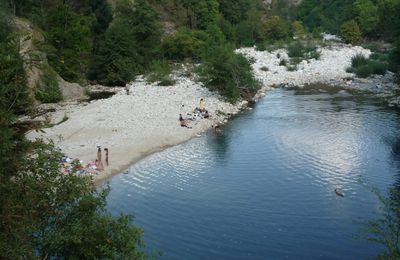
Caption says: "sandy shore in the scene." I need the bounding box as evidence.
[27,71,245,182]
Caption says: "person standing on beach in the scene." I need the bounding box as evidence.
[199,98,205,112]
[104,148,109,166]
[97,146,102,162]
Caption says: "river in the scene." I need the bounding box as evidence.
[107,87,400,259]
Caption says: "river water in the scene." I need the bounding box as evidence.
[107,87,400,259]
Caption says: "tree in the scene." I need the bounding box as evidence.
[292,20,306,39]
[88,0,162,85]
[263,15,291,42]
[354,0,379,35]
[182,0,220,30]
[341,20,362,45]
[360,187,400,259]
[44,3,93,82]
[0,4,147,258]
[0,0,30,114]
[219,0,251,25]
[199,45,260,102]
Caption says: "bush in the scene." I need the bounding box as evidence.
[162,28,207,60]
[354,65,373,78]
[287,42,304,58]
[199,45,260,102]
[351,53,368,67]
[279,59,287,66]
[264,16,291,42]
[146,60,172,82]
[341,20,362,45]
[349,53,388,77]
[287,41,320,60]
[35,67,62,103]
[369,60,388,75]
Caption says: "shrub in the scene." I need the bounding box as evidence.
[279,59,287,66]
[264,16,291,42]
[292,20,306,39]
[287,42,320,60]
[389,41,400,73]
[369,60,388,75]
[162,28,207,60]
[349,54,388,77]
[35,67,62,103]
[199,45,260,102]
[351,53,368,67]
[341,20,362,45]
[354,65,373,78]
[287,42,305,58]
[146,60,172,83]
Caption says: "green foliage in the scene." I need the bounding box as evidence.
[263,16,291,42]
[0,141,146,259]
[219,0,251,25]
[287,41,320,60]
[296,0,400,41]
[297,0,356,34]
[146,60,176,86]
[348,53,388,78]
[0,5,30,114]
[162,28,207,60]
[182,0,220,30]
[341,20,363,45]
[359,187,400,259]
[292,20,306,39]
[234,4,265,46]
[44,3,93,82]
[199,45,260,102]
[89,0,162,86]
[351,53,368,67]
[35,66,63,103]
[353,0,379,35]
[389,40,400,73]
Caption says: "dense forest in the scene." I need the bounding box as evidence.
[1,0,400,258]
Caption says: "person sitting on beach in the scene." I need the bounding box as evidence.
[203,110,209,119]
[212,124,221,134]
[95,159,104,171]
[179,114,190,128]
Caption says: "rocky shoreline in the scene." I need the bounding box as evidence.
[237,44,399,106]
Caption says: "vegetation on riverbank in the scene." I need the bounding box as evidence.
[0,2,145,258]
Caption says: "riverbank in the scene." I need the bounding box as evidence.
[27,43,399,183]
[27,69,245,183]
[237,43,399,101]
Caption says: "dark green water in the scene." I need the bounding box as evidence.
[107,88,400,259]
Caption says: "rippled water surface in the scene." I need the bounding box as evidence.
[107,88,400,259]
